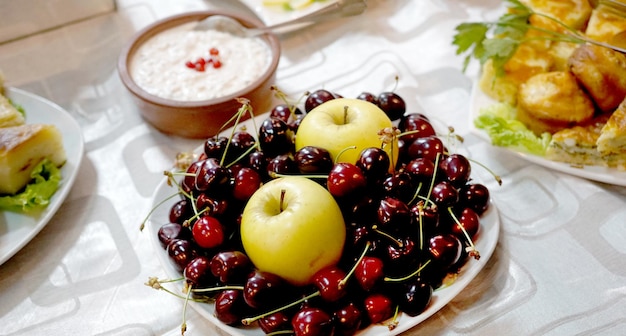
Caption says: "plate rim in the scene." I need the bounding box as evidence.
[468,79,626,186]
[0,87,85,265]
[146,167,501,336]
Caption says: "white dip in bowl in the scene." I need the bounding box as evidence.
[129,22,273,102]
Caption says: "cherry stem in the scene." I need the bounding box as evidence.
[181,282,193,335]
[335,146,357,164]
[446,207,481,260]
[339,241,371,288]
[270,172,328,180]
[191,285,244,293]
[241,290,321,325]
[371,225,403,247]
[145,277,211,302]
[424,152,442,203]
[139,191,179,231]
[387,305,400,331]
[279,189,286,212]
[384,259,431,282]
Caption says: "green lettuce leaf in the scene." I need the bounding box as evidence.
[0,159,62,212]
[474,103,551,156]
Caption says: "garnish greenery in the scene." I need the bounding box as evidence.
[474,103,551,156]
[10,99,25,117]
[452,0,601,76]
[0,159,62,212]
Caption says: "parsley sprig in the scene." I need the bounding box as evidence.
[452,0,625,75]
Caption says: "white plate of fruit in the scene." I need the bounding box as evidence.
[145,89,500,335]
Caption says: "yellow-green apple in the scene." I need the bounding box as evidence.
[240,176,346,286]
[295,98,398,170]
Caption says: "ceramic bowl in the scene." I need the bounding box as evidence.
[118,10,281,139]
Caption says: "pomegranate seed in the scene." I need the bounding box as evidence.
[212,59,222,68]
[209,47,219,56]
[195,62,205,72]
[185,61,195,69]
[206,57,213,64]
[196,57,206,65]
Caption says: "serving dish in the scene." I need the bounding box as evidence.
[145,112,501,335]
[469,82,626,186]
[237,0,340,26]
[118,10,281,139]
[0,87,84,265]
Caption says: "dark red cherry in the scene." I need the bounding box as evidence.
[267,154,298,177]
[377,91,406,121]
[459,183,490,215]
[158,222,190,249]
[429,234,463,270]
[231,167,261,201]
[356,91,379,105]
[333,302,363,336]
[405,157,436,186]
[312,266,347,302]
[292,307,335,336]
[355,256,385,291]
[356,147,391,184]
[398,113,436,143]
[441,154,471,187]
[382,171,415,203]
[183,255,214,288]
[259,311,291,334]
[215,289,249,326]
[270,103,301,123]
[305,89,337,112]
[363,293,394,324]
[166,239,198,272]
[295,146,333,174]
[450,207,481,241]
[407,136,446,162]
[226,131,257,165]
[431,180,459,208]
[191,215,225,249]
[243,270,286,309]
[204,135,228,159]
[169,199,193,225]
[194,158,231,195]
[396,279,433,317]
[327,162,367,198]
[210,251,252,284]
[376,196,411,234]
[259,117,293,157]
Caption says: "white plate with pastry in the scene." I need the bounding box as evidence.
[0,87,84,266]
[469,82,626,187]
[237,0,366,28]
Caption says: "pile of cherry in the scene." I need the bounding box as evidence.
[152,88,493,335]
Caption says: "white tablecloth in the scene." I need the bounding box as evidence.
[1,1,625,335]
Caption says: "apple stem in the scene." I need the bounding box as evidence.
[339,241,371,288]
[343,105,350,124]
[384,259,431,282]
[446,207,480,260]
[280,189,286,212]
[241,290,321,325]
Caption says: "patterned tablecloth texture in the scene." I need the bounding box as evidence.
[1,0,625,335]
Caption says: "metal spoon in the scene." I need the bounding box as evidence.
[195,0,367,37]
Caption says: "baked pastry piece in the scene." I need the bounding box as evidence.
[597,98,626,154]
[0,92,25,128]
[516,71,595,135]
[0,124,66,195]
[568,44,626,113]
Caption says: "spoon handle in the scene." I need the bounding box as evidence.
[247,0,367,36]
